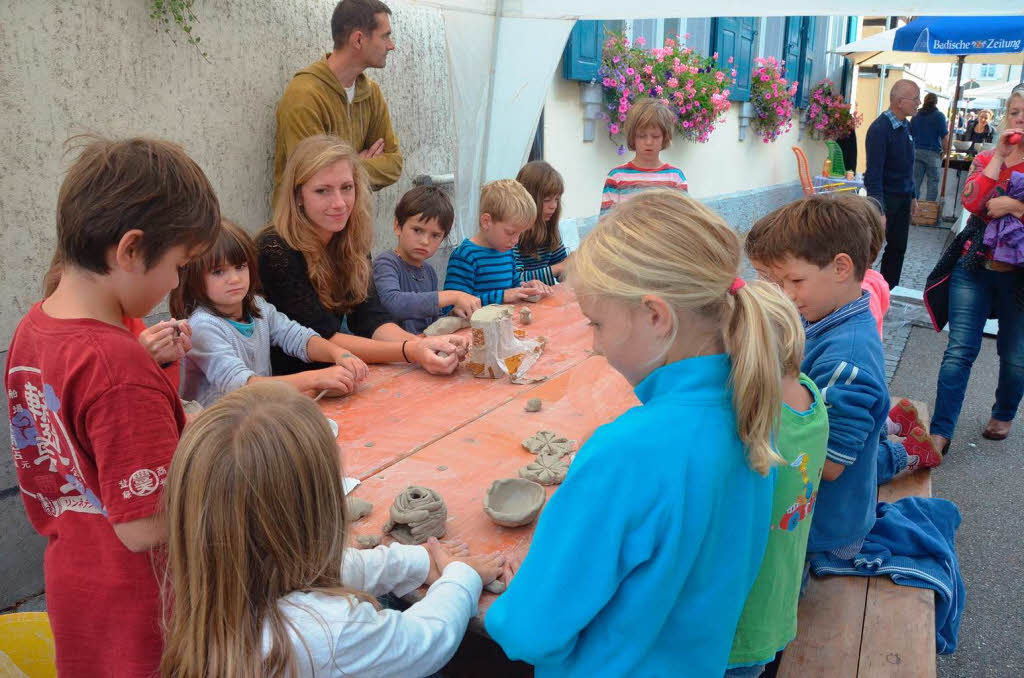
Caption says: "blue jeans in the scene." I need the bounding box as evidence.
[931,259,1024,439]
[914,149,942,201]
[725,664,765,677]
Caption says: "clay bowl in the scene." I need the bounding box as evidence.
[483,478,546,527]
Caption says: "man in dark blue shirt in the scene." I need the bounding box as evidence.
[865,79,920,289]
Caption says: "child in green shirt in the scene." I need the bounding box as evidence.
[726,283,830,676]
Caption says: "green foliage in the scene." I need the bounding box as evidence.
[149,0,209,61]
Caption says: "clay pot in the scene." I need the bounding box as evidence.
[483,478,546,527]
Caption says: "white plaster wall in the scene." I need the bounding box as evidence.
[543,63,829,221]
[0,0,454,349]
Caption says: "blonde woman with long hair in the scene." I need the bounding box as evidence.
[161,381,505,677]
[485,190,781,676]
[257,135,467,376]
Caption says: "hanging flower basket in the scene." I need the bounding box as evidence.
[805,79,863,141]
[599,32,736,151]
[749,57,798,143]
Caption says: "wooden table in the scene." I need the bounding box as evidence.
[320,285,640,621]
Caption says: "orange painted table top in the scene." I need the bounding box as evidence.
[319,285,642,625]
[346,355,639,621]
[319,285,601,479]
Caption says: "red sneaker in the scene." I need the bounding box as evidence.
[889,398,925,437]
[905,426,942,469]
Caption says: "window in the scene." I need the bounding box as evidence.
[979,64,997,78]
[783,16,816,107]
[603,19,686,50]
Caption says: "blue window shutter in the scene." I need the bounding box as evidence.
[562,20,604,82]
[713,17,758,102]
[799,17,815,108]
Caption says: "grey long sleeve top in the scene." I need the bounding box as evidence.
[181,296,317,406]
[371,250,441,334]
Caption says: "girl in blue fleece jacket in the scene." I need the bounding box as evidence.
[484,190,782,677]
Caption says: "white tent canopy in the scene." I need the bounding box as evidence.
[833,27,1024,65]
[408,1,1023,236]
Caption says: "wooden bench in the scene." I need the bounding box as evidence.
[778,399,937,678]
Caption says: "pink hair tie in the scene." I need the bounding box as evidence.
[729,277,745,295]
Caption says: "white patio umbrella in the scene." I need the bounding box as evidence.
[834,27,1024,66]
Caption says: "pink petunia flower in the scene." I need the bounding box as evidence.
[609,123,620,134]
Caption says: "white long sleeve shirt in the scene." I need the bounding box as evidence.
[264,543,482,677]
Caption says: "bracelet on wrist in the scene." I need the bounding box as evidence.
[401,340,410,363]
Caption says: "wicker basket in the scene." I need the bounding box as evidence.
[912,200,940,226]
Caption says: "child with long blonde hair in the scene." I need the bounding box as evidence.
[485,190,780,676]
[171,219,367,407]
[161,381,505,677]
[726,282,828,677]
[514,161,569,285]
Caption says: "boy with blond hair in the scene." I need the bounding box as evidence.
[744,194,941,560]
[5,137,220,676]
[444,179,550,305]
[600,97,688,217]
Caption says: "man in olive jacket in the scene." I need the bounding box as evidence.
[273,0,403,200]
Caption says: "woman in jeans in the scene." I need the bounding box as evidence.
[911,92,948,202]
[932,87,1024,453]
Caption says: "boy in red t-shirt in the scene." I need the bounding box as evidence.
[5,137,220,677]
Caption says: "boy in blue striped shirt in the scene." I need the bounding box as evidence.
[444,179,551,306]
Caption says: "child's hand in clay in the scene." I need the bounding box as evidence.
[412,337,461,374]
[502,287,533,303]
[440,291,482,319]
[522,279,552,296]
[427,538,505,587]
[307,365,357,396]
[334,352,369,382]
[139,318,191,365]
[424,538,470,584]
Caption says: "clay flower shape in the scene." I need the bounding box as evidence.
[522,430,575,457]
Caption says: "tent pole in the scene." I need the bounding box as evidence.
[940,54,965,222]
[478,0,505,189]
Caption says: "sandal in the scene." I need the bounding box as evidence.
[931,434,951,456]
[982,418,1011,441]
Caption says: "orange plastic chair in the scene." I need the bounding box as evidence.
[0,612,57,677]
[792,146,815,195]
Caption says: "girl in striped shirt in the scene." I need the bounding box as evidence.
[600,98,688,218]
[514,161,569,286]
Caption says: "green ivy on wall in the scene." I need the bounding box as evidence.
[149,0,209,61]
